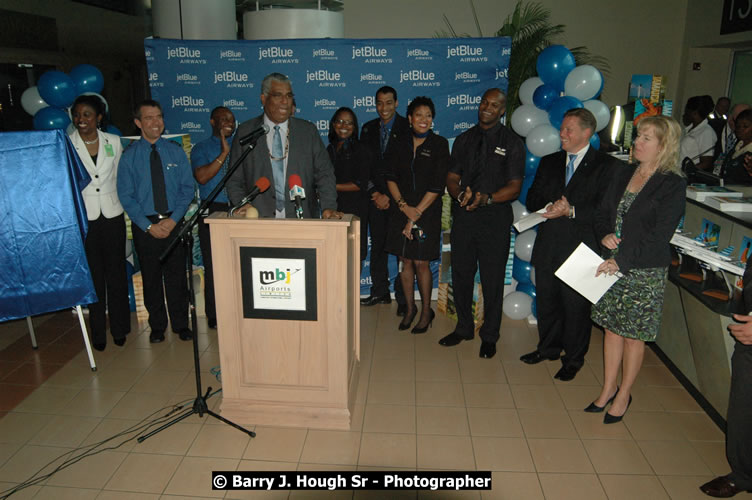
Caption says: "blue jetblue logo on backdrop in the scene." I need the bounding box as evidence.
[220,49,245,61]
[223,99,248,111]
[352,46,392,63]
[213,71,252,88]
[446,94,481,110]
[145,48,154,62]
[305,69,345,88]
[454,122,474,132]
[315,120,329,133]
[172,96,208,113]
[180,122,203,132]
[446,44,488,62]
[312,48,337,60]
[455,71,480,83]
[148,72,164,88]
[258,46,299,64]
[399,69,439,87]
[360,73,385,85]
[353,95,376,112]
[407,48,432,60]
[167,46,207,64]
[314,98,337,110]
[176,73,199,85]
[495,68,509,80]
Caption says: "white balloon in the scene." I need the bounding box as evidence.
[503,291,533,320]
[511,200,529,224]
[519,77,543,106]
[21,86,48,116]
[526,123,561,157]
[511,104,549,137]
[583,99,611,132]
[530,267,536,286]
[514,229,537,262]
[564,65,603,102]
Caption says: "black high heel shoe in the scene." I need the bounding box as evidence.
[411,309,435,334]
[584,387,619,413]
[398,307,417,330]
[604,395,632,424]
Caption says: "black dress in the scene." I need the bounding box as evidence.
[384,131,450,261]
[327,139,371,259]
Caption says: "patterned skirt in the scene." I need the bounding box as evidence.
[591,267,667,342]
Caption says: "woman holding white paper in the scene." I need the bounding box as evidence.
[588,116,686,424]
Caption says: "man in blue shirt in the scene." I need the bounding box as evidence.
[191,106,236,330]
[117,99,195,343]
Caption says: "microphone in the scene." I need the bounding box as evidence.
[288,174,305,219]
[229,176,271,216]
[238,124,270,146]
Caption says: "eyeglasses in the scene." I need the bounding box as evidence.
[335,119,354,126]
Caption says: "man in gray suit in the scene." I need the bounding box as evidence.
[227,73,341,219]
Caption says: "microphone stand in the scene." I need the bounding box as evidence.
[138,137,263,443]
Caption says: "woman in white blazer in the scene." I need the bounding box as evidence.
[69,94,131,351]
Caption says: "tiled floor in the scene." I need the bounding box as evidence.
[0,303,749,499]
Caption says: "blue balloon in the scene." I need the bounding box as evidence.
[547,95,584,130]
[536,45,577,91]
[518,173,535,205]
[33,107,71,130]
[532,83,558,110]
[512,256,533,285]
[37,71,77,108]
[525,147,541,177]
[517,282,536,298]
[590,133,601,150]
[69,64,105,94]
[106,125,122,136]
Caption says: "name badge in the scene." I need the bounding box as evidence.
[104,144,115,157]
[166,163,179,170]
[494,147,506,156]
[420,149,431,157]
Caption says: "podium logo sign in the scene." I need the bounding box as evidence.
[252,258,306,311]
[240,247,317,321]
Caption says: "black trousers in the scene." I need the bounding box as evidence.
[84,213,131,344]
[367,203,404,302]
[450,204,512,343]
[197,202,229,322]
[726,341,752,489]
[132,221,189,333]
[534,262,591,369]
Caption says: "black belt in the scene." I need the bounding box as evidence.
[146,212,173,223]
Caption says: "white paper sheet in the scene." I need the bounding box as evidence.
[554,242,621,304]
[513,204,550,232]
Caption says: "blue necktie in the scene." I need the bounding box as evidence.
[565,153,577,185]
[272,125,285,212]
[380,125,389,157]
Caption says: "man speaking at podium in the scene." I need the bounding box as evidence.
[227,72,341,219]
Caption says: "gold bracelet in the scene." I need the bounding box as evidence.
[215,156,225,164]
[397,198,407,208]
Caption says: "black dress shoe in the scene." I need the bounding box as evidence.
[113,337,126,347]
[554,365,579,381]
[411,309,435,334]
[396,303,407,316]
[361,294,392,306]
[584,388,619,413]
[520,350,560,365]
[207,318,217,329]
[93,342,105,352]
[700,475,749,497]
[604,395,632,424]
[438,332,471,346]
[177,328,193,341]
[479,341,497,358]
[149,330,165,343]
[398,307,417,331]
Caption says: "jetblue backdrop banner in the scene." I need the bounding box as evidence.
[145,37,511,296]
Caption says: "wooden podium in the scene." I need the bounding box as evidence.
[205,213,360,430]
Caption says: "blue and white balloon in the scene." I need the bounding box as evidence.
[511,104,549,137]
[564,65,603,102]
[526,123,561,158]
[519,77,543,106]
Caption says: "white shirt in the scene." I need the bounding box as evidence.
[564,144,590,177]
[263,114,289,218]
[680,118,717,165]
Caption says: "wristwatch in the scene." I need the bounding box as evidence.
[146,224,153,233]
[486,193,493,206]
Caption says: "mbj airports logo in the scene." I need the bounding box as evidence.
[305,69,345,88]
[166,46,207,64]
[220,49,245,62]
[399,69,439,88]
[258,46,299,64]
[407,48,433,61]
[352,95,376,112]
[259,267,299,285]
[148,72,164,88]
[446,44,488,62]
[214,71,253,88]
[351,45,392,63]
[312,48,338,60]
[257,266,301,300]
[446,93,482,111]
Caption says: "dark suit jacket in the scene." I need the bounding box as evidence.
[594,163,686,273]
[527,147,621,268]
[226,115,337,218]
[360,114,411,195]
